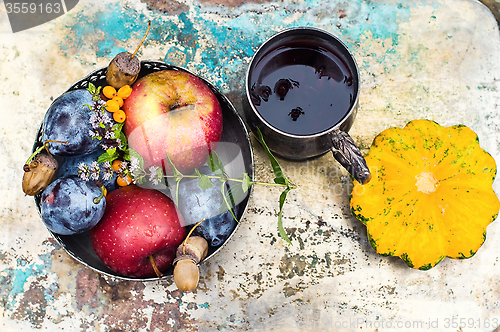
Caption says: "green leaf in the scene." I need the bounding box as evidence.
[165,154,183,204]
[155,167,165,185]
[255,127,289,186]
[112,122,125,136]
[113,122,124,131]
[128,148,144,166]
[88,82,97,95]
[97,153,111,164]
[278,187,292,245]
[225,182,237,207]
[213,168,225,179]
[198,174,213,190]
[254,127,297,244]
[274,177,287,185]
[134,174,146,185]
[107,147,117,157]
[241,172,252,193]
[97,148,119,163]
[220,181,239,222]
[174,180,181,206]
[207,151,225,174]
[118,132,128,150]
[166,154,182,180]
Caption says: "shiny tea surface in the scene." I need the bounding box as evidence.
[250,43,355,135]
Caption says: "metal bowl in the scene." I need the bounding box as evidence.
[33,61,254,281]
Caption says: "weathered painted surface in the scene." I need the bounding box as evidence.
[2,0,500,331]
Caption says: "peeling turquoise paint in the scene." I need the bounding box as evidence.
[61,3,166,57]
[2,251,55,311]
[339,1,412,45]
[11,266,32,297]
[56,1,439,91]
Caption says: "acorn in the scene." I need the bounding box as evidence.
[105,20,151,89]
[175,235,208,260]
[22,153,58,196]
[105,52,140,89]
[173,236,208,292]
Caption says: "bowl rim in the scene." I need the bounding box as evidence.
[33,60,255,281]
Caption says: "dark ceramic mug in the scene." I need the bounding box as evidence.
[244,27,371,184]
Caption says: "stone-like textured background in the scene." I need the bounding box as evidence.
[1,0,500,331]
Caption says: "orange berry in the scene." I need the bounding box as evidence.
[117,85,132,99]
[103,187,108,197]
[111,160,122,171]
[117,174,132,187]
[113,110,126,123]
[103,86,117,99]
[113,96,124,107]
[105,99,120,113]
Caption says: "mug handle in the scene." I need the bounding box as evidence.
[330,129,372,184]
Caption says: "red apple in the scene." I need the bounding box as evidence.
[89,185,185,278]
[122,69,223,173]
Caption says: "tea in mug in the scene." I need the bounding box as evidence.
[249,41,356,136]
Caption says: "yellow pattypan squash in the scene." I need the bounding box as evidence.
[350,119,500,270]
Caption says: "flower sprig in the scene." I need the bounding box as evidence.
[76,159,131,185]
[86,83,130,163]
[74,83,133,186]
[81,83,297,244]
[126,137,297,244]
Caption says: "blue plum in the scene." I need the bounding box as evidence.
[40,175,106,235]
[176,166,226,226]
[176,166,238,247]
[42,89,100,156]
[192,207,238,247]
[57,149,118,193]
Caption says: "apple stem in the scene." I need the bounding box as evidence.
[131,20,151,59]
[149,255,164,278]
[182,219,205,255]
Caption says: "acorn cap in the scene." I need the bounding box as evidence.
[34,153,58,171]
[106,52,140,89]
[112,52,140,76]
[175,236,208,264]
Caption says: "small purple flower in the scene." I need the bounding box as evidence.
[89,113,100,129]
[101,113,113,126]
[89,129,99,139]
[129,157,140,172]
[90,161,100,181]
[78,163,90,181]
[105,130,116,140]
[101,161,113,181]
[119,161,129,172]
[148,166,161,185]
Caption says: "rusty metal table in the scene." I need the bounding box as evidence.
[1,0,500,331]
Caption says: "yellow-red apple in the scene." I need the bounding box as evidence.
[122,69,223,173]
